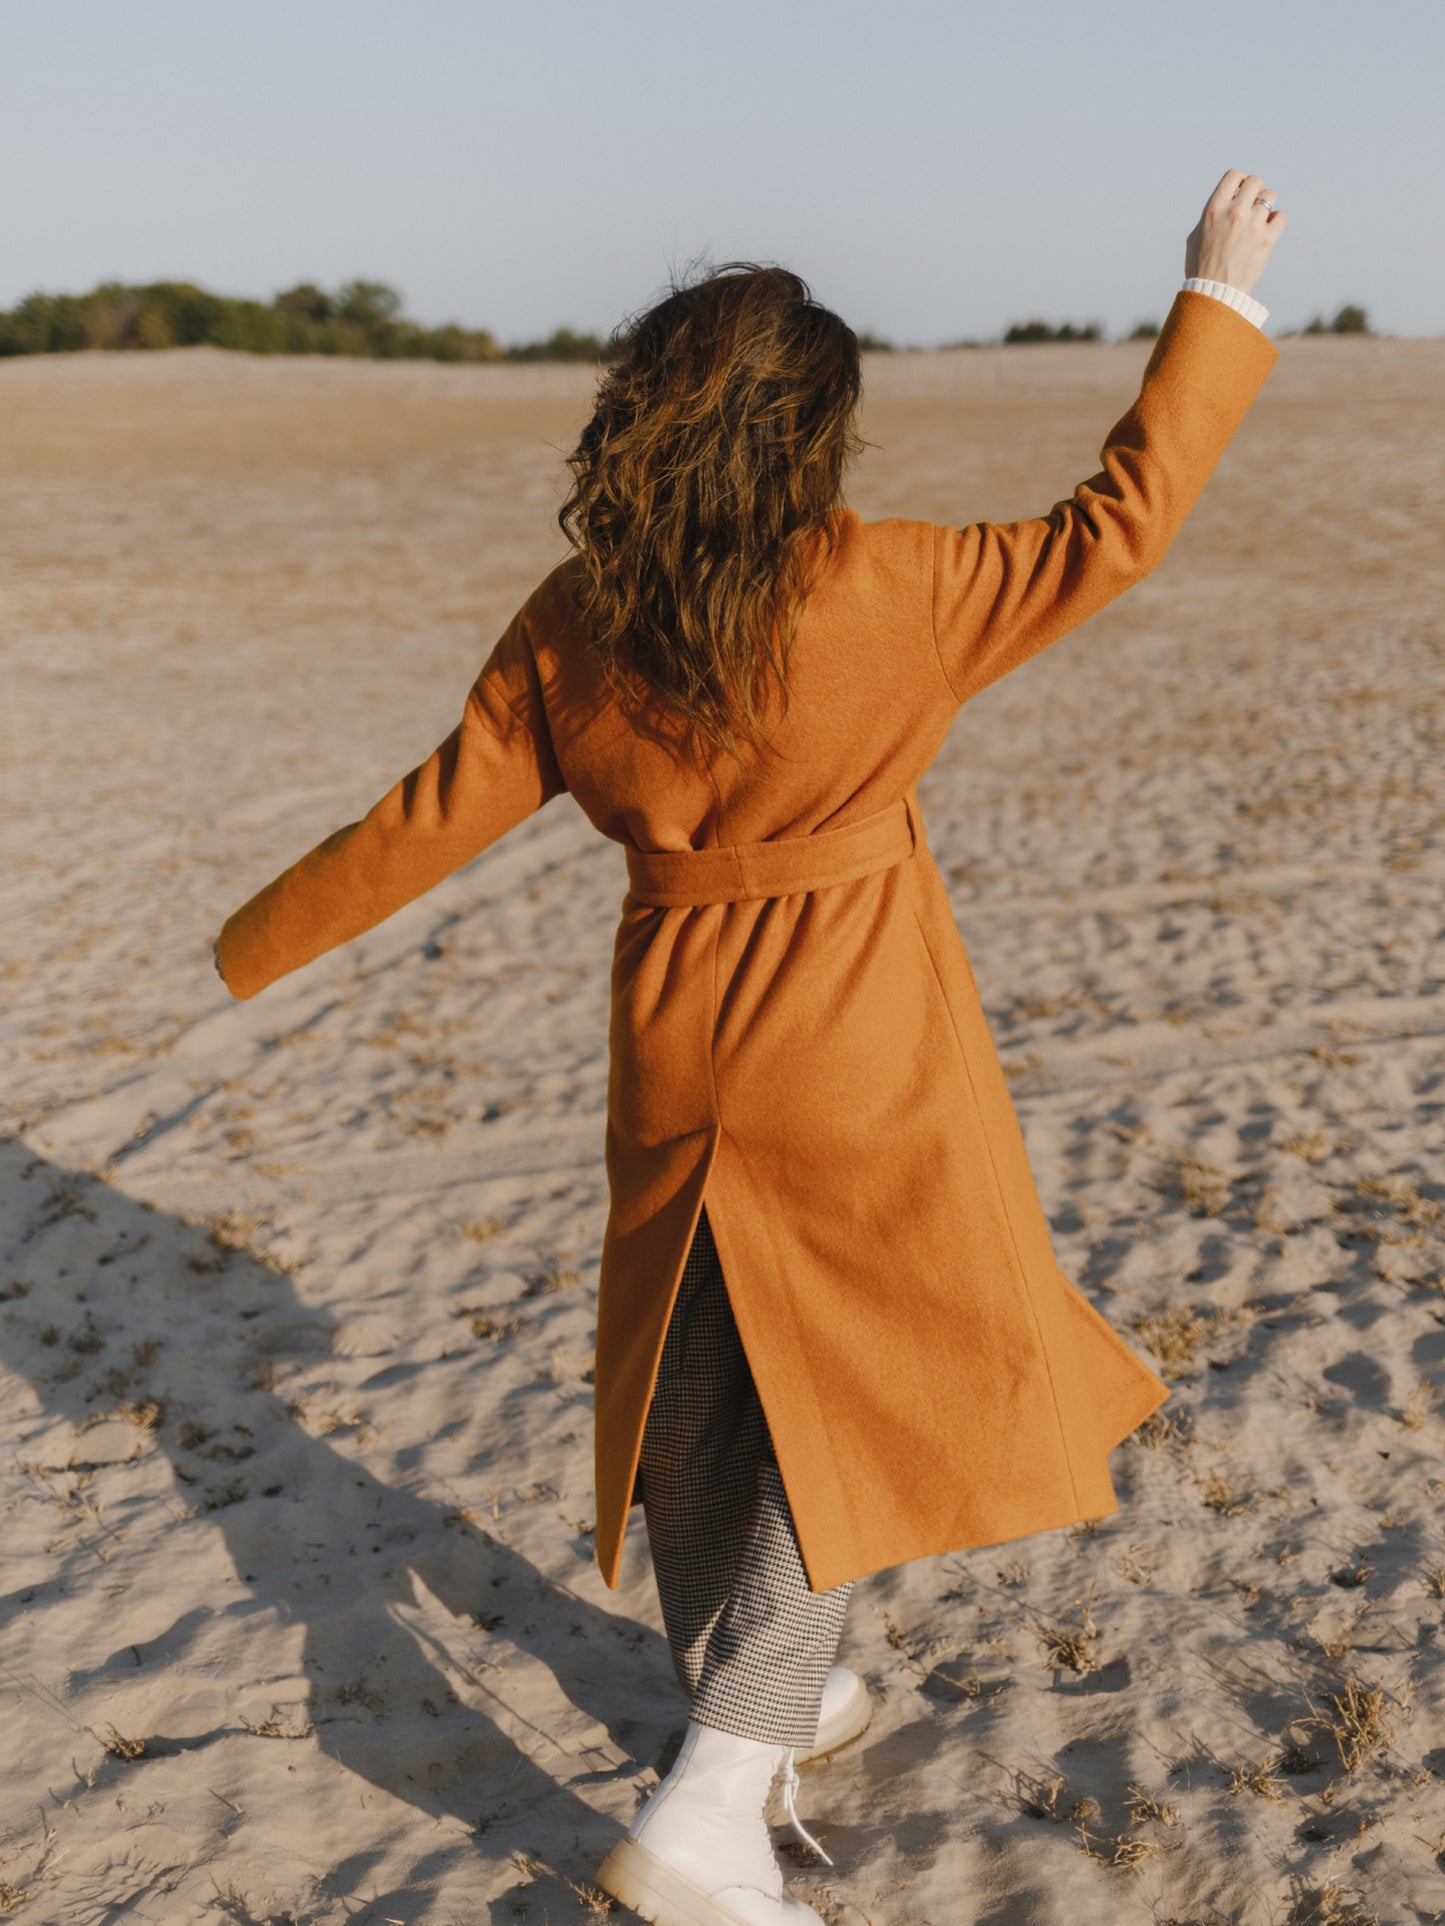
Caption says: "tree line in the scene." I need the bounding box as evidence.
[0,278,606,362]
[0,278,1377,362]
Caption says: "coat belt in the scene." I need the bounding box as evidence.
[625,795,924,908]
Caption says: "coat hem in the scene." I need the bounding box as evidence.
[797,1375,1172,1594]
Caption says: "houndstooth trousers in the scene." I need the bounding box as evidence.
[634,1204,854,1749]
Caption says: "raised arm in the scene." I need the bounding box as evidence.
[215,596,567,1000]
[931,169,1286,706]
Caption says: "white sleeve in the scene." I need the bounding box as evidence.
[1180,277,1269,331]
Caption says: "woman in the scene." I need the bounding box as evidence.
[216,170,1286,1923]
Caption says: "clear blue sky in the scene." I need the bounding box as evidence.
[4,0,1441,343]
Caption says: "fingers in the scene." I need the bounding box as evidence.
[1208,169,1283,223]
[1209,169,1246,209]
[1253,186,1285,229]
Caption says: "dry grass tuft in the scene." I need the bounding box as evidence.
[1229,1757,1285,1799]
[114,1396,165,1431]
[1301,1672,1397,1773]
[1001,1052,1046,1083]
[1129,1306,1213,1378]
[1167,1154,1232,1217]
[99,1725,147,1761]
[1110,1542,1162,1586]
[206,1206,264,1250]
[453,1305,521,1341]
[1020,1773,1096,1823]
[1010,991,1063,1020]
[880,1611,913,1652]
[1286,1879,1380,1926]
[1128,1303,1252,1380]
[1400,1380,1438,1429]
[927,1656,982,1699]
[1038,1579,1101,1676]
[67,1313,105,1356]
[1124,1780,1181,1827]
[524,1259,583,1298]
[461,1215,508,1244]
[1311,1607,1368,1660]
[203,1206,296,1273]
[240,1714,313,1740]
[565,1876,619,1915]
[1128,1408,1193,1451]
[447,1505,484,1533]
[1202,1470,1254,1515]
[1355,1171,1441,1229]
[1334,1172,1443,1251]
[1074,1819,1162,1867]
[1280,1130,1337,1165]
[335,1672,383,1713]
[36,1175,97,1229]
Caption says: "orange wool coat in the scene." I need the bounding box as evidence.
[217,290,1278,1594]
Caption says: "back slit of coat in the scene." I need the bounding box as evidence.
[631,1185,789,1502]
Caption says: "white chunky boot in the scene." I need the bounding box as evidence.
[596,1718,831,1923]
[793,1666,872,1765]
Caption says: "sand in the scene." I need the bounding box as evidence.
[2,332,1443,1924]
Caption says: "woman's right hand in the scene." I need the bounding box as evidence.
[1185,170,1287,295]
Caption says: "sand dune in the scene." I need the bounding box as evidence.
[2,334,1444,1923]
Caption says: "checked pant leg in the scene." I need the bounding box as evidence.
[636,1204,852,1750]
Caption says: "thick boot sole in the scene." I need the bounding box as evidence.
[793,1673,872,1765]
[596,1837,769,1925]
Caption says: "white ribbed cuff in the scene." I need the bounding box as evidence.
[1180,277,1269,331]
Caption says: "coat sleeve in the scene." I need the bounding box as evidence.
[930,288,1279,705]
[215,598,568,1000]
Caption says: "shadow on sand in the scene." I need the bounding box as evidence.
[0,1134,683,1918]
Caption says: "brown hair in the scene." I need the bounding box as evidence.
[557,261,864,758]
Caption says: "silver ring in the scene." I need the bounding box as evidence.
[1254,195,1277,212]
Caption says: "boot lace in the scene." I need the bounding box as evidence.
[778,1748,833,1867]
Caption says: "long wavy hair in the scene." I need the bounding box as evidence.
[557,261,865,758]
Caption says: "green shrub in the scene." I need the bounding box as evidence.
[1302,304,1372,337]
[274,282,336,324]
[1003,318,1103,344]
[503,325,606,363]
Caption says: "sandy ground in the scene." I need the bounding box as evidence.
[2,330,1444,1925]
